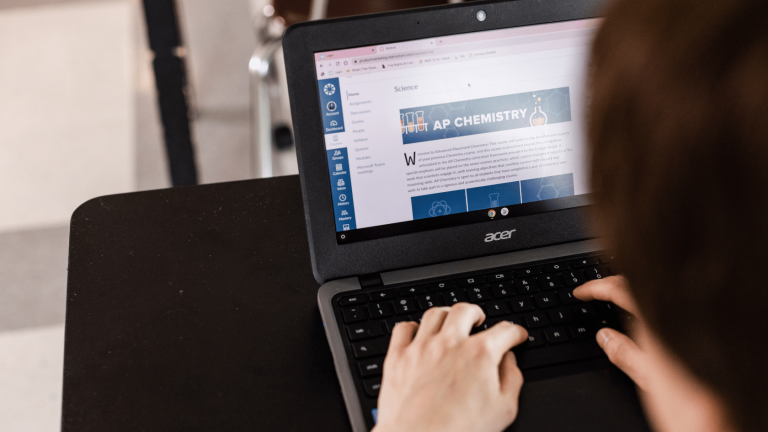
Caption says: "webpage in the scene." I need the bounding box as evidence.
[315,19,599,234]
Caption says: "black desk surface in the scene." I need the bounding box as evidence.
[62,175,352,431]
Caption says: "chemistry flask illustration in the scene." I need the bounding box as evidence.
[428,201,451,217]
[401,111,428,134]
[530,93,548,126]
[530,107,548,126]
[489,193,500,207]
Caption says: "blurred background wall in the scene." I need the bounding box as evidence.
[0,0,265,429]
[0,0,457,429]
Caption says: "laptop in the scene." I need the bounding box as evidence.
[283,1,650,430]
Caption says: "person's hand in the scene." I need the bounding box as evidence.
[573,276,732,432]
[372,303,529,432]
[573,275,653,389]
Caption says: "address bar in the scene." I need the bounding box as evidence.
[358,50,435,63]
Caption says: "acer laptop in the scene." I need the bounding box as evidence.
[283,1,650,430]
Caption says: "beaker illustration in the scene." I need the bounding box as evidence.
[400,113,405,134]
[406,112,415,133]
[416,111,425,132]
[530,106,548,126]
[489,193,500,207]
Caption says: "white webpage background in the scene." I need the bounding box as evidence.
[324,36,593,230]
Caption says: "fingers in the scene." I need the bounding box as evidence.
[597,327,650,390]
[471,321,528,363]
[388,321,418,356]
[413,307,450,341]
[499,351,524,400]
[573,275,640,316]
[439,303,485,339]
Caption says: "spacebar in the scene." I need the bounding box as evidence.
[515,340,604,370]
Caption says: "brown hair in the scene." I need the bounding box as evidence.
[588,0,768,431]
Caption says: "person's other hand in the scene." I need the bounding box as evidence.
[574,276,732,432]
[573,276,653,389]
[372,303,529,432]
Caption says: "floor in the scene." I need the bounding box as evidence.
[0,0,286,429]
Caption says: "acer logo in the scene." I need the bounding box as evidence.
[485,229,516,242]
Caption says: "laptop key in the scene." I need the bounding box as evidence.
[466,286,491,303]
[393,298,417,315]
[514,278,539,294]
[347,322,384,341]
[511,297,535,313]
[383,316,411,333]
[342,306,367,323]
[353,337,389,359]
[442,290,467,305]
[339,295,367,306]
[485,271,511,281]
[398,286,427,297]
[571,257,599,268]
[416,294,443,310]
[514,267,541,277]
[594,301,617,318]
[572,304,596,321]
[368,302,393,318]
[544,327,570,344]
[542,262,570,273]
[524,313,549,328]
[557,289,580,305]
[362,378,382,397]
[522,330,545,347]
[549,308,573,324]
[458,276,484,286]
[533,292,559,309]
[584,265,611,281]
[595,316,621,330]
[472,318,499,334]
[537,274,564,290]
[430,280,457,291]
[562,270,587,287]
[570,324,593,339]
[487,300,510,317]
[489,282,514,298]
[369,290,396,301]
[358,358,384,377]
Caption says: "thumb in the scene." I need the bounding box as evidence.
[597,328,650,390]
[499,351,524,404]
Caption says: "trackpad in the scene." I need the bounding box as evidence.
[509,365,651,432]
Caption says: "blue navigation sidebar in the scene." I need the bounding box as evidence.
[327,148,356,231]
[318,78,345,134]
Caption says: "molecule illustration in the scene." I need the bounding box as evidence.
[428,201,451,217]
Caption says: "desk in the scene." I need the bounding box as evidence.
[62,175,352,431]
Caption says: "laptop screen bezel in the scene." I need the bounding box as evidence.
[283,0,604,284]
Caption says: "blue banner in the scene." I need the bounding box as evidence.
[326,148,356,231]
[318,78,345,134]
[399,87,571,144]
[409,173,574,219]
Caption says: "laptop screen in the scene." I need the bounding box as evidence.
[313,18,600,243]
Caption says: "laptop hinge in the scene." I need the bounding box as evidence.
[358,273,383,288]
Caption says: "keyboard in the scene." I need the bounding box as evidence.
[332,253,620,423]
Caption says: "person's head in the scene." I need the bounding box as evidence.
[588,0,768,431]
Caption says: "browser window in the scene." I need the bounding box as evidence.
[314,19,600,243]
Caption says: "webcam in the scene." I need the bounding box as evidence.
[476,10,487,21]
